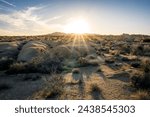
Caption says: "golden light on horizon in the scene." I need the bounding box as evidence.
[64,19,90,34]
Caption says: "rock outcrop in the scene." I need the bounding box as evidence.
[17,41,48,62]
[0,42,20,58]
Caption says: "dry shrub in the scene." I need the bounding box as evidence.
[120,44,131,54]
[45,74,65,99]
[31,74,65,100]
[90,84,101,93]
[90,84,104,100]
[78,57,88,66]
[6,62,37,74]
[131,72,150,89]
[131,44,143,56]
[6,53,63,74]
[131,58,150,89]
[130,90,150,100]
[141,58,150,73]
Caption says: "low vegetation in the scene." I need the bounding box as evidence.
[30,74,65,100]
[0,33,150,100]
[131,59,150,89]
[6,54,63,74]
[130,90,150,100]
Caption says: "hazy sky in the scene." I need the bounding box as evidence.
[0,0,150,35]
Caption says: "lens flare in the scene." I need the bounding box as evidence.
[64,19,90,34]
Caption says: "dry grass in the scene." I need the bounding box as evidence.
[130,58,150,89]
[90,84,101,92]
[130,72,150,88]
[141,58,150,73]
[83,75,105,100]
[30,74,65,100]
[130,90,150,100]
[132,44,144,56]
[6,53,63,74]
[90,83,103,100]
[78,57,88,66]
[0,34,150,100]
[6,61,41,74]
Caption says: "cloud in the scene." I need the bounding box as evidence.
[0,28,21,36]
[0,6,64,35]
[0,0,16,7]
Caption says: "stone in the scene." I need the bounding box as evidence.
[17,41,48,62]
[0,42,20,58]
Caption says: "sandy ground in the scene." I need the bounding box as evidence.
[0,34,149,100]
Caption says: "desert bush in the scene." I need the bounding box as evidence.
[131,72,150,89]
[6,53,63,74]
[45,74,64,92]
[28,73,65,100]
[35,55,63,74]
[130,90,150,100]
[6,62,36,74]
[141,58,150,72]
[90,84,104,100]
[91,84,101,93]
[136,45,150,56]
[131,44,143,56]
[35,74,65,100]
[120,44,131,54]
[78,57,88,66]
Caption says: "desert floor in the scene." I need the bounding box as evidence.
[0,33,150,100]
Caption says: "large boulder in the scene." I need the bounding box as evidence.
[17,41,48,62]
[0,42,20,58]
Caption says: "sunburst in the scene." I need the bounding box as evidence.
[64,19,90,34]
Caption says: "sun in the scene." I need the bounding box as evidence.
[64,19,90,34]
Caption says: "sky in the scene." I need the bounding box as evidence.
[0,0,150,35]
